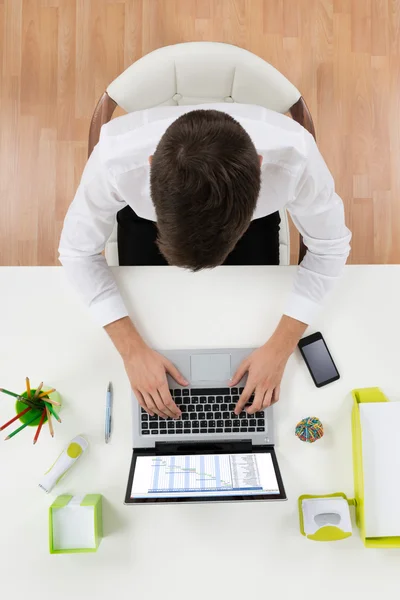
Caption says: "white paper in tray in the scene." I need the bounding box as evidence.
[302,497,352,536]
[52,500,96,550]
[360,402,400,538]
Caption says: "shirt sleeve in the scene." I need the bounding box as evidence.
[58,144,129,327]
[284,131,352,325]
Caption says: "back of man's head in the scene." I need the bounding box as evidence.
[150,109,261,270]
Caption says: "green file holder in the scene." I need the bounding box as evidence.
[299,387,400,547]
[49,494,103,554]
[351,387,400,548]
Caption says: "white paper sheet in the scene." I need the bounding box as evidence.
[52,499,95,550]
[360,402,400,538]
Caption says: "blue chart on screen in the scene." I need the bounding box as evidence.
[149,454,263,493]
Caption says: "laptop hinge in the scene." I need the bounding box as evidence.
[155,439,252,455]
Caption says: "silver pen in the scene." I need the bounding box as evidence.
[105,382,113,443]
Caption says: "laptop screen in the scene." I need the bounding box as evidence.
[129,452,282,500]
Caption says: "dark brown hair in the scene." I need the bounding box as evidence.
[150,109,261,270]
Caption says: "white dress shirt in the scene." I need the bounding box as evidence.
[59,103,351,327]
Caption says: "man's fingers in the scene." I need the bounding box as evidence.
[142,391,164,418]
[230,359,249,387]
[262,389,274,408]
[247,387,265,414]
[158,384,181,419]
[272,385,280,405]
[164,359,188,387]
[152,389,176,419]
[134,389,153,416]
[235,382,254,415]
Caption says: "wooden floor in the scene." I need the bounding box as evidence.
[0,0,399,266]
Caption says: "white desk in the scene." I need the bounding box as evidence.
[1,266,400,599]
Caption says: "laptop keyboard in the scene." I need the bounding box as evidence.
[140,387,266,436]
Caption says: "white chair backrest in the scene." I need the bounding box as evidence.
[105,42,300,267]
[107,42,300,114]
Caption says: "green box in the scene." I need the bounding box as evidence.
[49,494,103,554]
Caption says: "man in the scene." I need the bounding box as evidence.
[59,103,351,419]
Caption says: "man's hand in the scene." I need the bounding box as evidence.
[123,345,187,419]
[230,315,307,414]
[105,317,188,419]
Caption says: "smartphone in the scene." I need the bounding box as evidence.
[298,332,340,388]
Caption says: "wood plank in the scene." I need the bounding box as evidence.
[75,0,92,119]
[351,0,371,53]
[373,191,392,264]
[124,0,143,65]
[57,0,76,138]
[263,0,283,34]
[15,115,40,265]
[20,0,41,113]
[283,0,299,37]
[39,6,58,128]
[372,0,389,56]
[37,128,57,264]
[350,198,374,263]
[371,55,391,191]
[2,0,22,77]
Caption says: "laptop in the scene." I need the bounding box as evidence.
[125,348,286,504]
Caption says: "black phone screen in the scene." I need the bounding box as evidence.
[299,335,339,387]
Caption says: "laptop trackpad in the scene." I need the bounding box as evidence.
[190,353,231,382]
